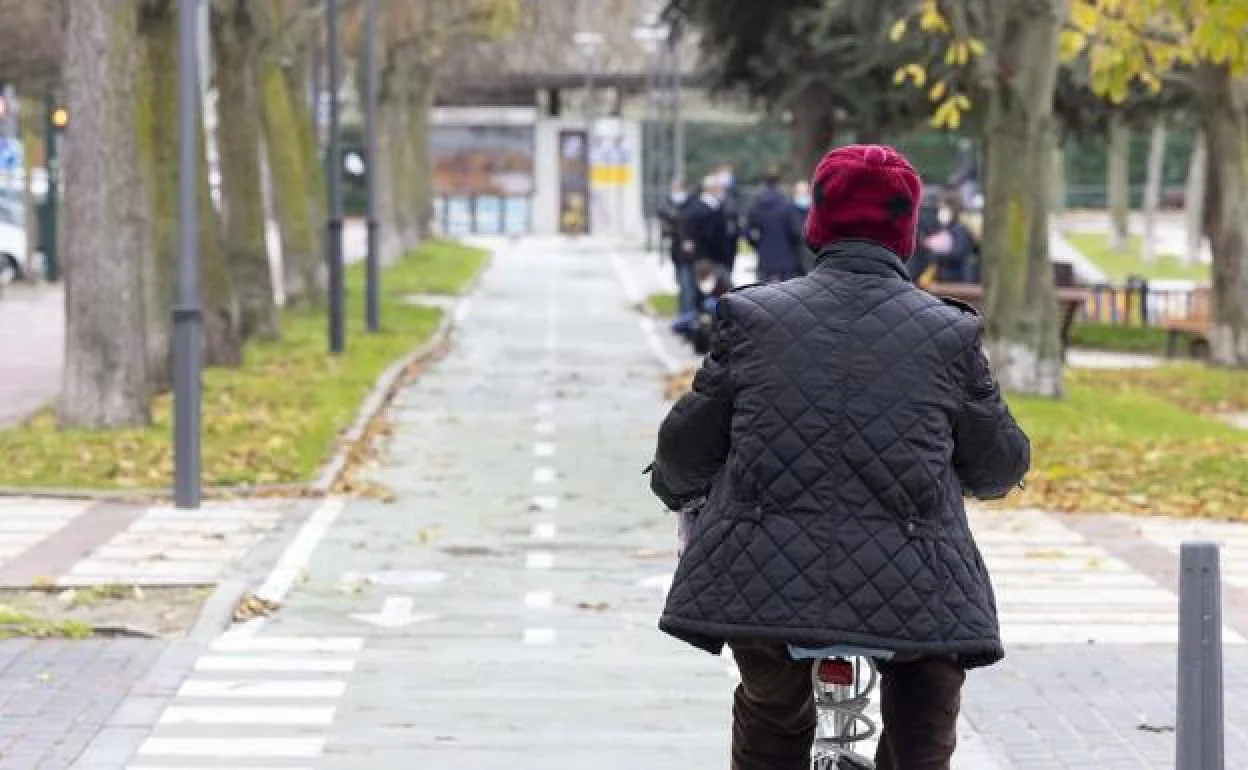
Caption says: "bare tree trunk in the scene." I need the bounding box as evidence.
[1198,65,1248,366]
[790,86,837,179]
[60,0,151,427]
[1107,113,1130,251]
[197,98,243,367]
[1184,129,1207,266]
[1049,139,1066,224]
[1141,118,1167,263]
[408,69,435,242]
[375,59,402,262]
[379,51,412,257]
[262,58,320,307]
[978,0,1067,397]
[136,0,176,392]
[284,56,328,299]
[212,0,280,341]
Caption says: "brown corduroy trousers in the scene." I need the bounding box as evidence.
[727,639,965,770]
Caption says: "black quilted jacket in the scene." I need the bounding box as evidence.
[650,240,1030,669]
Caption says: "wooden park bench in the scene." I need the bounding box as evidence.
[925,263,1088,359]
[1162,286,1212,359]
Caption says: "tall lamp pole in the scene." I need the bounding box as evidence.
[364,0,380,332]
[573,31,602,236]
[173,0,203,509]
[669,19,684,184]
[326,0,345,353]
[633,15,668,253]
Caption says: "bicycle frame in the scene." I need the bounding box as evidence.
[795,651,879,770]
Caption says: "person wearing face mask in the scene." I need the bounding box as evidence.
[790,180,814,273]
[922,190,979,283]
[658,177,697,316]
[716,164,741,274]
[670,174,733,345]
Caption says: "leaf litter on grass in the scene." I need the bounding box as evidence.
[661,364,1247,519]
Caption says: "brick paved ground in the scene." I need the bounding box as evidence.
[0,639,168,770]
[0,497,299,588]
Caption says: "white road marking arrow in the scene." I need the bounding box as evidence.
[349,596,436,628]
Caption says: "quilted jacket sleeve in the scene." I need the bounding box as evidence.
[952,330,1031,500]
[649,316,737,510]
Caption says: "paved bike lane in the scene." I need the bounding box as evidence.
[119,240,1247,770]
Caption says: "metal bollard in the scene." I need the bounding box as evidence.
[1176,540,1224,770]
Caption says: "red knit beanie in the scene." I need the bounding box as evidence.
[803,144,923,259]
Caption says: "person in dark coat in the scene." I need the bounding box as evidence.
[791,179,815,274]
[745,169,805,283]
[922,189,980,283]
[657,177,697,315]
[647,145,1030,770]
[715,163,742,272]
[906,187,945,286]
[681,174,732,278]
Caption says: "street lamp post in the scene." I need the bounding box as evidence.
[670,20,684,184]
[40,96,67,283]
[573,30,602,236]
[364,0,380,332]
[173,0,203,509]
[633,16,669,253]
[326,0,345,354]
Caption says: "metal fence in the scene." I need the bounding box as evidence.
[1078,283,1206,327]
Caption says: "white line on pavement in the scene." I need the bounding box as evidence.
[522,628,557,645]
[531,522,557,540]
[176,680,348,699]
[525,551,555,570]
[534,420,556,435]
[608,251,688,376]
[252,497,346,607]
[137,738,325,759]
[210,636,364,653]
[159,706,337,726]
[524,590,555,608]
[194,655,356,674]
[531,495,559,511]
[532,466,557,484]
[536,402,555,415]
[533,441,556,458]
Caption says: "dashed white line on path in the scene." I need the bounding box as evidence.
[526,551,555,570]
[531,495,559,512]
[523,628,558,645]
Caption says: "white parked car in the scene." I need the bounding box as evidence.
[0,204,29,285]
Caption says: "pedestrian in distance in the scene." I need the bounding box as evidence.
[658,177,698,316]
[745,167,805,283]
[647,144,1030,770]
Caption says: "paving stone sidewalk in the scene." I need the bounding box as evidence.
[0,496,302,588]
[0,494,310,770]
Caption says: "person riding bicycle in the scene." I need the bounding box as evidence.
[647,145,1030,770]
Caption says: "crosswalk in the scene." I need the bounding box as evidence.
[65,503,288,586]
[973,507,1242,645]
[128,635,362,769]
[0,498,88,561]
[1124,514,1248,593]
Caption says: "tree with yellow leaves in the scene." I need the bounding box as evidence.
[365,0,520,258]
[1062,0,1248,366]
[893,0,1070,397]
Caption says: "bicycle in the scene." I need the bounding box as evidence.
[788,645,880,770]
